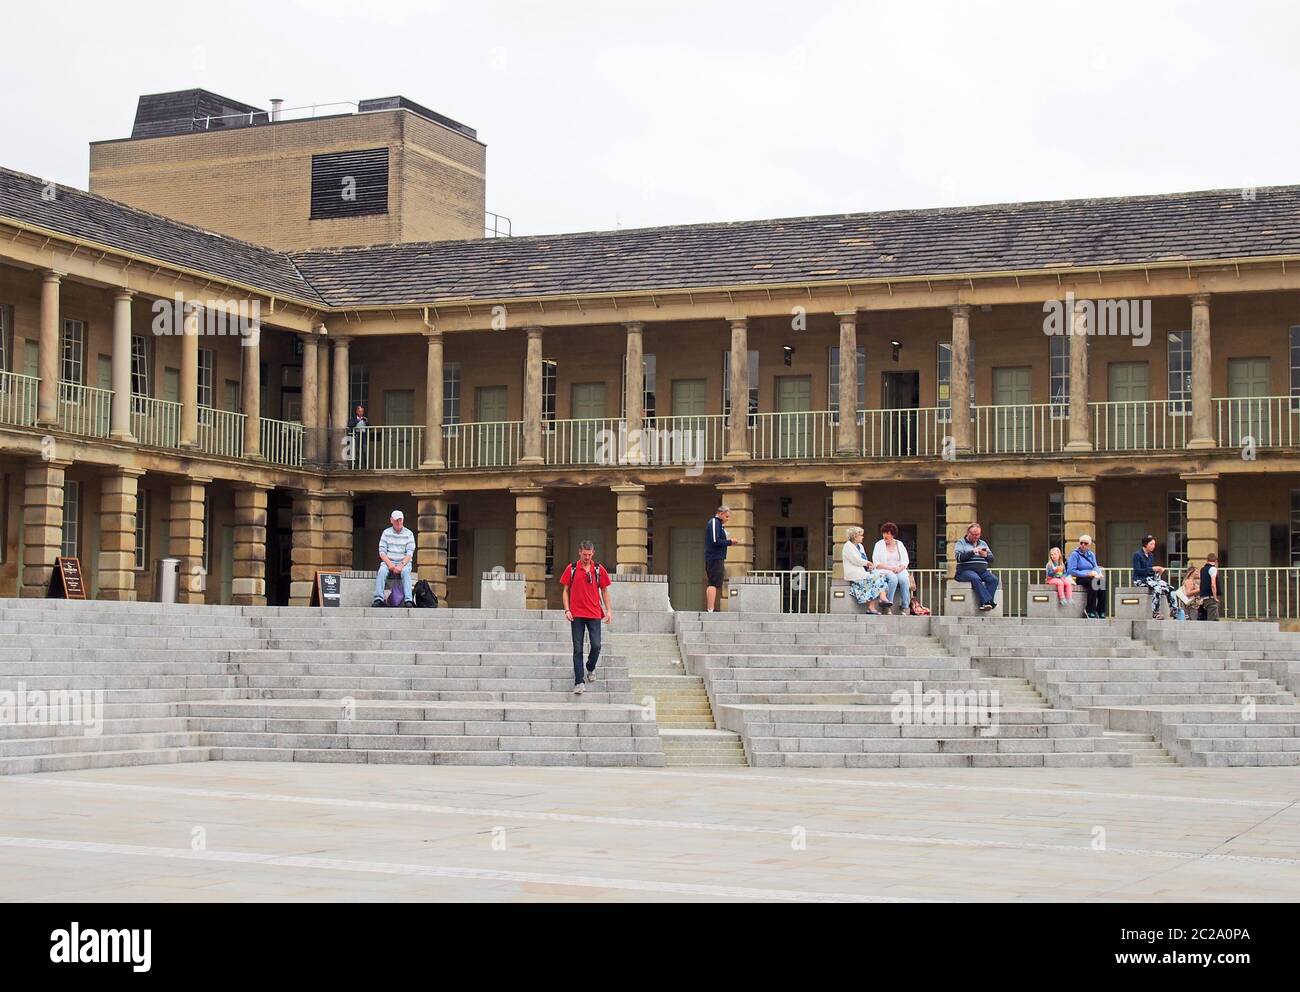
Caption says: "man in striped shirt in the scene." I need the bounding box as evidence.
[373,510,417,607]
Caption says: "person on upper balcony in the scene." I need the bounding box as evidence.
[346,403,370,467]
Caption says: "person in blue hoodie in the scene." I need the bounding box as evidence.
[704,506,741,612]
[1067,535,1107,619]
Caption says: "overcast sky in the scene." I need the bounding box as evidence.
[3,0,1297,237]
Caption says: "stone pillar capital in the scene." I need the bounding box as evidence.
[623,321,645,334]
[113,288,136,302]
[727,315,748,329]
[611,484,647,496]
[1179,472,1221,484]
[510,486,547,498]
[949,304,972,319]
[1189,293,1212,308]
[1057,475,1098,486]
[413,489,448,500]
[834,309,859,323]
[42,269,64,284]
[524,324,544,340]
[716,482,753,495]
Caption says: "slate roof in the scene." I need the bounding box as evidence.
[0,167,327,305]
[3,163,1300,311]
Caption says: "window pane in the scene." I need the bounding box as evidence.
[443,362,461,426]
[131,335,150,396]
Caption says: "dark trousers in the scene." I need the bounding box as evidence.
[571,617,602,685]
[1081,578,1107,617]
[955,568,1000,607]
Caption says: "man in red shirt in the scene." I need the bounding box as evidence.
[560,541,613,695]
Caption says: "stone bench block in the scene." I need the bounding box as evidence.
[480,571,527,611]
[945,582,1003,617]
[727,576,782,614]
[1026,584,1088,619]
[339,570,421,608]
[1113,586,1177,620]
[610,573,672,612]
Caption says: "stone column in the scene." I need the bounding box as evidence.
[241,319,261,458]
[169,478,209,604]
[20,459,68,597]
[180,304,200,448]
[521,326,545,465]
[316,330,331,459]
[513,487,548,610]
[330,337,351,465]
[949,305,972,454]
[624,322,645,436]
[110,290,135,441]
[232,484,271,606]
[422,330,445,469]
[613,484,649,575]
[942,481,978,579]
[321,494,354,572]
[416,490,449,603]
[829,484,864,581]
[1188,295,1216,449]
[289,491,326,607]
[1064,300,1092,452]
[300,331,321,464]
[836,311,859,456]
[98,468,144,601]
[716,483,754,581]
[1060,476,1098,547]
[1183,473,1220,563]
[725,317,751,460]
[36,271,61,427]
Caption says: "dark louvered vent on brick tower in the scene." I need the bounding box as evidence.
[310,148,389,220]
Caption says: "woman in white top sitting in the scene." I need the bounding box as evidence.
[871,522,911,614]
[842,527,890,615]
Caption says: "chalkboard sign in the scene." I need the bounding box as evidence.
[47,558,87,600]
[311,571,342,608]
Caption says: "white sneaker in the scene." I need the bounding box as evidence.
[573,683,586,695]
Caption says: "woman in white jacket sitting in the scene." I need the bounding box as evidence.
[872,522,911,614]
[842,527,890,615]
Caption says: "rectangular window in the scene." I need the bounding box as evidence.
[937,342,975,422]
[349,364,369,413]
[722,351,760,419]
[1168,331,1192,414]
[1049,336,1070,419]
[447,503,460,578]
[131,334,150,396]
[0,474,6,564]
[1290,327,1300,413]
[1048,492,1064,555]
[1291,491,1300,567]
[198,349,215,408]
[224,380,240,413]
[0,304,11,373]
[135,490,148,570]
[62,480,80,559]
[443,362,461,427]
[647,499,655,572]
[202,493,211,574]
[542,360,557,424]
[1168,491,1188,574]
[934,494,948,569]
[310,148,390,220]
[545,500,556,577]
[825,494,836,571]
[60,319,85,384]
[828,346,867,423]
[620,354,658,420]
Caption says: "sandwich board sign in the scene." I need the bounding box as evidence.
[311,571,342,608]
[47,557,87,600]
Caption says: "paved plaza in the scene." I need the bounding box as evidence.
[1,762,1297,902]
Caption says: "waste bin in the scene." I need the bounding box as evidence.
[153,558,180,604]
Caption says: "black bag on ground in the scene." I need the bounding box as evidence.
[413,580,439,609]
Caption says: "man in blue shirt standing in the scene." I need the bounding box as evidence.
[1067,535,1107,619]
[705,505,741,612]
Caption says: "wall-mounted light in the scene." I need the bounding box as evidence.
[891,341,902,363]
[783,346,795,367]
[780,497,792,518]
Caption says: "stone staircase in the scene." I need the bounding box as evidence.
[625,633,746,767]
[934,616,1300,766]
[678,613,1132,768]
[1103,731,1177,766]
[0,601,665,774]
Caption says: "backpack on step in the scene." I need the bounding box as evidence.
[413,580,439,609]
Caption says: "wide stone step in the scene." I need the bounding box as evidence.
[0,731,198,757]
[0,747,212,776]
[208,747,665,767]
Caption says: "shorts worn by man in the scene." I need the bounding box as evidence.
[373,510,416,608]
[561,542,612,695]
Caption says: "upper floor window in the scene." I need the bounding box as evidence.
[936,342,975,422]
[0,304,11,373]
[1049,336,1070,419]
[722,350,759,419]
[444,362,461,427]
[198,349,215,408]
[828,346,866,423]
[1168,331,1192,414]
[131,334,150,397]
[310,148,390,220]
[135,490,149,571]
[349,364,369,413]
[542,360,557,423]
[60,319,85,384]
[1290,327,1300,412]
[447,503,460,578]
[61,480,80,559]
